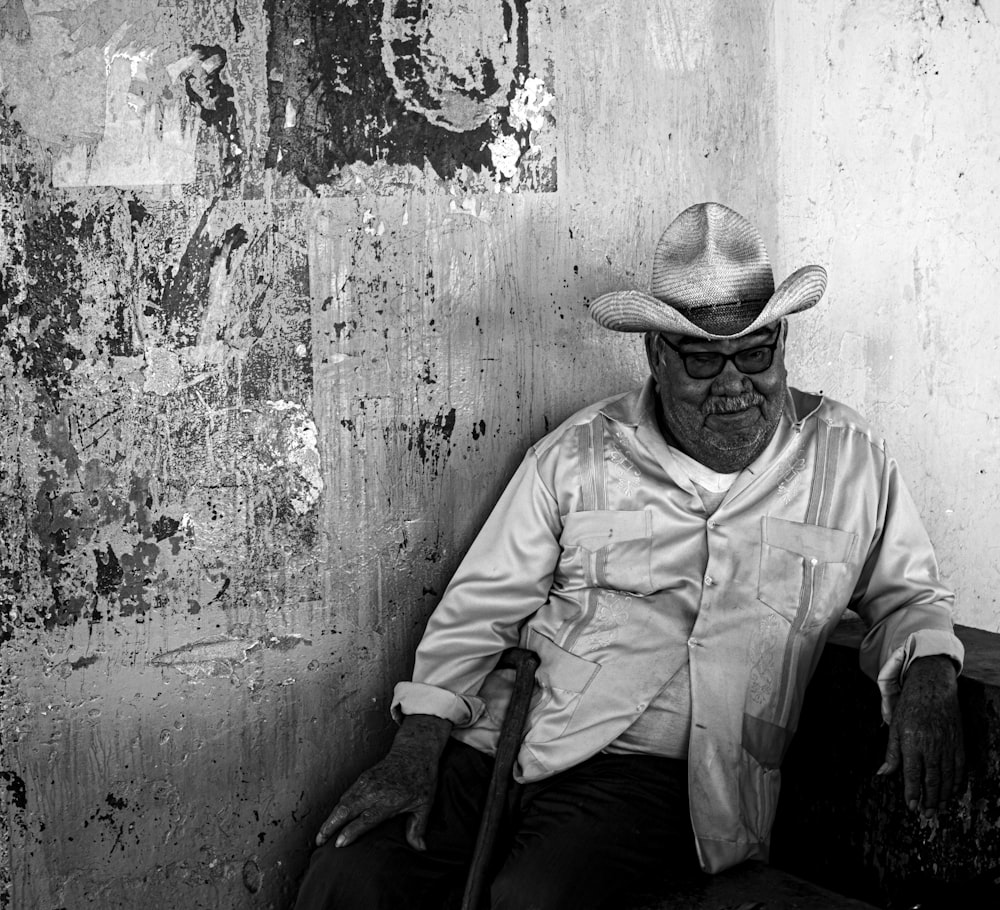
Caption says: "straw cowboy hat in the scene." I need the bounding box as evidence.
[589,202,827,340]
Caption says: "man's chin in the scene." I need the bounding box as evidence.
[664,403,781,472]
[698,425,776,472]
[697,450,759,474]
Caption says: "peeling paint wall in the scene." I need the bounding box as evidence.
[0,0,995,907]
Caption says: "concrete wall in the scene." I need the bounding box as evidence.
[774,0,1000,628]
[0,0,996,907]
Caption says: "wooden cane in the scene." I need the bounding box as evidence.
[460,647,541,910]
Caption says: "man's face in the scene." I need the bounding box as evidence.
[644,321,789,474]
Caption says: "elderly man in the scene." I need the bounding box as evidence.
[295,203,964,909]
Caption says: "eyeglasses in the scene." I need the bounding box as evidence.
[657,333,781,380]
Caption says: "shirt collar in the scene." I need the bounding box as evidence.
[787,387,824,427]
[597,377,657,429]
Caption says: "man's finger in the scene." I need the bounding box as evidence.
[406,804,431,852]
[954,744,967,793]
[921,751,942,815]
[315,802,358,847]
[335,806,392,849]
[901,736,923,811]
[937,752,955,809]
[879,723,901,775]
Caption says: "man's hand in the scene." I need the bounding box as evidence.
[878,654,965,816]
[316,713,453,850]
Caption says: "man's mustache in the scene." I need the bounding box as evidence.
[702,392,765,415]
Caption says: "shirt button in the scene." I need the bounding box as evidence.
[636,702,647,712]
[687,637,699,648]
[708,519,719,529]
[704,575,715,586]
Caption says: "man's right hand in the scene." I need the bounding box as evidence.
[315,713,453,851]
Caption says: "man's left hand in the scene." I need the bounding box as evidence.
[879,654,965,816]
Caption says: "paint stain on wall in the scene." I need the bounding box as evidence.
[389,407,458,469]
[159,210,250,349]
[0,64,319,630]
[151,632,311,678]
[26,394,323,626]
[0,771,26,812]
[0,0,29,41]
[0,1,249,190]
[180,44,245,188]
[49,6,200,187]
[10,199,91,409]
[265,0,556,192]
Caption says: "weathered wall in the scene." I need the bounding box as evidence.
[773,0,1000,627]
[2,1,998,907]
[0,1,778,907]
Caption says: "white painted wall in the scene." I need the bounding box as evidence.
[773,0,1000,629]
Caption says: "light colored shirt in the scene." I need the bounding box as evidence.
[393,379,963,873]
[605,448,737,758]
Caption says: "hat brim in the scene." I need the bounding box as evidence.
[588,265,828,340]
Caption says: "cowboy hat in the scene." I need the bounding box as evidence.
[589,202,827,339]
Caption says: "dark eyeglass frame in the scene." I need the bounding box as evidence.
[657,332,781,380]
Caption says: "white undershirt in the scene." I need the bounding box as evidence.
[668,446,740,493]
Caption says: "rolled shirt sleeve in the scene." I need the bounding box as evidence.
[849,451,964,722]
[390,683,485,726]
[875,628,965,723]
[392,448,563,724]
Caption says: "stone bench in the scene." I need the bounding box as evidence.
[628,861,879,909]
[770,619,1000,908]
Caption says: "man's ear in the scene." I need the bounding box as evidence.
[644,332,660,375]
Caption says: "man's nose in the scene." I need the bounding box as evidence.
[711,360,751,394]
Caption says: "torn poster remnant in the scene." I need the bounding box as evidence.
[265,0,556,193]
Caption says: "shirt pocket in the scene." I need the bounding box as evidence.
[757,516,858,630]
[522,627,601,745]
[559,509,654,595]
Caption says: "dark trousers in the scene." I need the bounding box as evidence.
[294,740,701,910]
